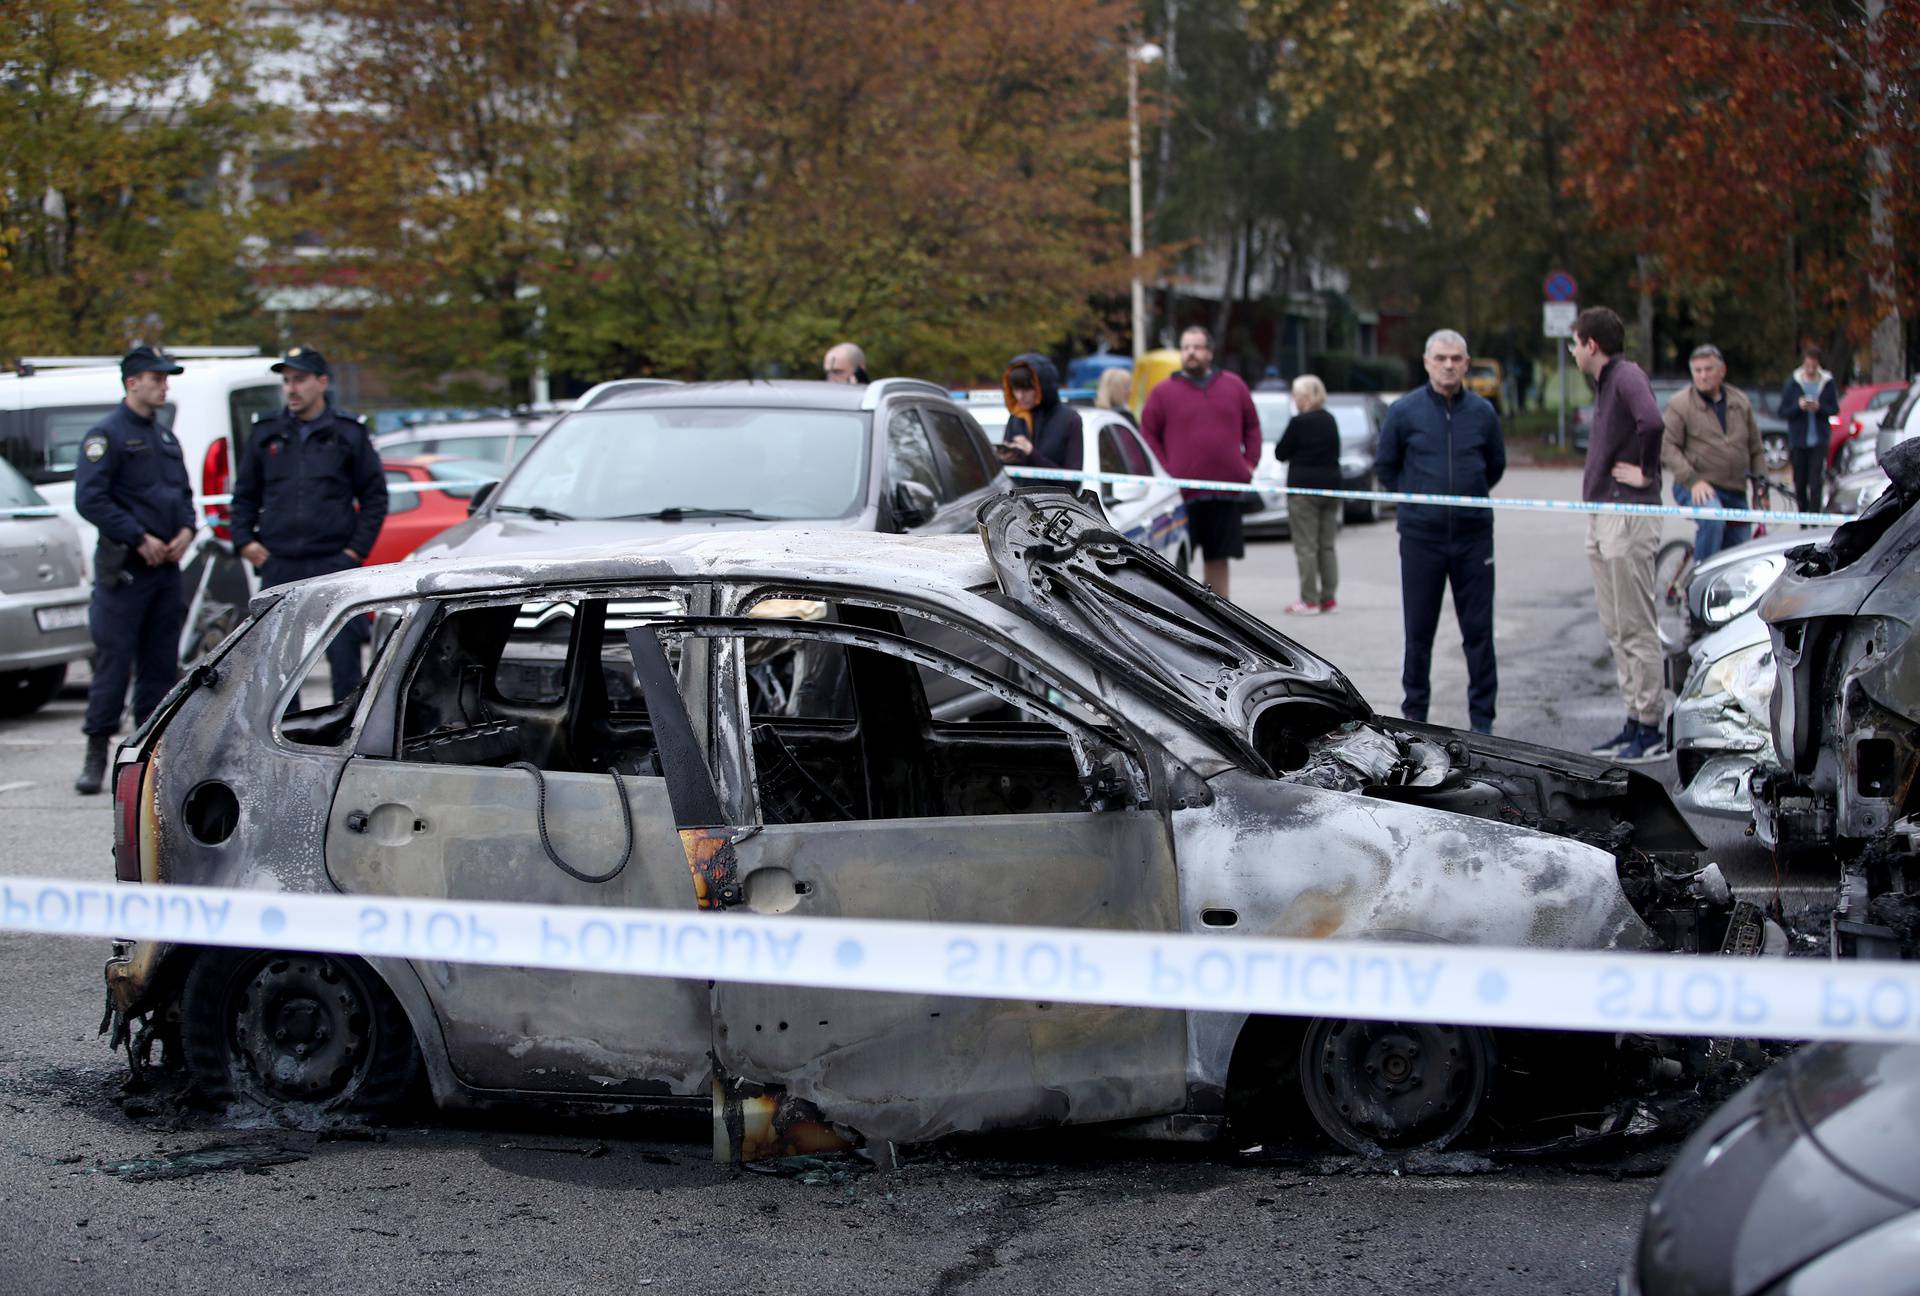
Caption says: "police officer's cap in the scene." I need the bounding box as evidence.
[120,345,184,379]
[271,345,331,377]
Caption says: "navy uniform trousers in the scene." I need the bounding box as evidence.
[84,561,183,737]
[1398,531,1498,733]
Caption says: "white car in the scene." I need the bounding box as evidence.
[967,402,1191,568]
[0,352,281,556]
[1244,393,1388,537]
[374,412,560,468]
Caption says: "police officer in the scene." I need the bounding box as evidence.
[73,347,197,795]
[229,346,388,701]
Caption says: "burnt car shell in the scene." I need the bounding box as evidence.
[1753,440,1920,858]
[105,498,1754,1158]
[1624,1042,1920,1296]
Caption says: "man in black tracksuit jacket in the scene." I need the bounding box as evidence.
[229,345,388,700]
[1374,329,1506,734]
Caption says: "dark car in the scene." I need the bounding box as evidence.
[1622,1041,1920,1295]
[414,379,1008,563]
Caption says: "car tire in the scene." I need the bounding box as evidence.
[0,664,67,719]
[181,948,421,1118]
[1298,1017,1494,1153]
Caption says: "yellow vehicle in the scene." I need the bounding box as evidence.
[1466,358,1505,413]
[1129,348,1181,416]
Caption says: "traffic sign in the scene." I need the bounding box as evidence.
[1543,271,1578,303]
[1543,301,1578,338]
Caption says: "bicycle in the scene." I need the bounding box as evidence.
[176,524,259,667]
[1653,473,1772,653]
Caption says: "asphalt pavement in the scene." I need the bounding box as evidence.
[0,466,1804,1294]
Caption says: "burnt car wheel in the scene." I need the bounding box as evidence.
[1299,1018,1493,1153]
[0,664,66,718]
[181,949,420,1117]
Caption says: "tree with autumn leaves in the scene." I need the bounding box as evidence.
[279,0,1133,398]
[0,0,284,358]
[1242,0,1920,381]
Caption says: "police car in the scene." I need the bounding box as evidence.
[963,396,1191,570]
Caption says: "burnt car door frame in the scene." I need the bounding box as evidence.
[625,608,1194,1146]
[322,582,719,1102]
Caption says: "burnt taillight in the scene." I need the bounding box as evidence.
[112,761,147,882]
[202,438,231,541]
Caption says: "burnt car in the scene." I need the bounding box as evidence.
[104,494,1767,1158]
[1751,439,1920,956]
[1622,1041,1920,1296]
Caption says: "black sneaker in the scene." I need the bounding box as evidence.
[1589,718,1638,756]
[1616,721,1670,763]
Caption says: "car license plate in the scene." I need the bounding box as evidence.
[35,603,89,632]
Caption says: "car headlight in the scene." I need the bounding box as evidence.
[1698,640,1776,727]
[1703,555,1786,625]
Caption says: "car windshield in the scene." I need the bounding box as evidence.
[426,458,503,499]
[0,457,48,509]
[1,403,173,485]
[494,406,870,521]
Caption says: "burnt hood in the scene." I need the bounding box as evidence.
[977,493,1369,740]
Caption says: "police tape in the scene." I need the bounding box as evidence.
[9,874,1920,1043]
[1003,465,1854,528]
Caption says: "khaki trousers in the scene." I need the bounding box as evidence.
[1586,513,1664,725]
[1286,496,1341,604]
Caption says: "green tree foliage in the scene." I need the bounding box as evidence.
[0,1,283,358]
[287,0,1131,396]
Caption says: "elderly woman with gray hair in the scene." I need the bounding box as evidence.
[1274,374,1342,614]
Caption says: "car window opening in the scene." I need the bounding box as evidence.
[729,601,1143,825]
[396,595,687,776]
[281,607,406,747]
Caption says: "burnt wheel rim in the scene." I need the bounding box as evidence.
[228,954,374,1104]
[1301,1019,1492,1153]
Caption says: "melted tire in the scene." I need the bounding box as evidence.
[181,948,420,1118]
[1299,1018,1494,1153]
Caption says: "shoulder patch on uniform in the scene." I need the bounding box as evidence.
[82,435,108,462]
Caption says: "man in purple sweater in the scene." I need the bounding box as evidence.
[1141,325,1262,599]
[1571,306,1669,763]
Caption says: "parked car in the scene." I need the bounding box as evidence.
[1750,440,1920,930]
[415,379,1009,564]
[1830,380,1907,465]
[966,403,1191,568]
[1465,358,1505,414]
[0,458,90,717]
[1244,392,1387,535]
[364,456,504,567]
[1871,375,1920,467]
[1622,1041,1920,1296]
[0,352,281,560]
[373,411,559,468]
[102,492,1770,1159]
[1571,384,1789,473]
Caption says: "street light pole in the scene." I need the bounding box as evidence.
[1128,41,1162,362]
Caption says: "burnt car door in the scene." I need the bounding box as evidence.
[625,603,1189,1147]
[324,590,715,1099]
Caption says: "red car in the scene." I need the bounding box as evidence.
[1830,381,1907,464]
[366,455,502,566]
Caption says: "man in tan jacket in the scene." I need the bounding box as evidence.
[1660,344,1765,562]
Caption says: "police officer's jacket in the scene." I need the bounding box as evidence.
[229,405,389,560]
[73,403,196,556]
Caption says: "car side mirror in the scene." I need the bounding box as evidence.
[467,480,497,516]
[892,480,937,529]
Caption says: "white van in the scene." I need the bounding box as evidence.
[0,351,283,557]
